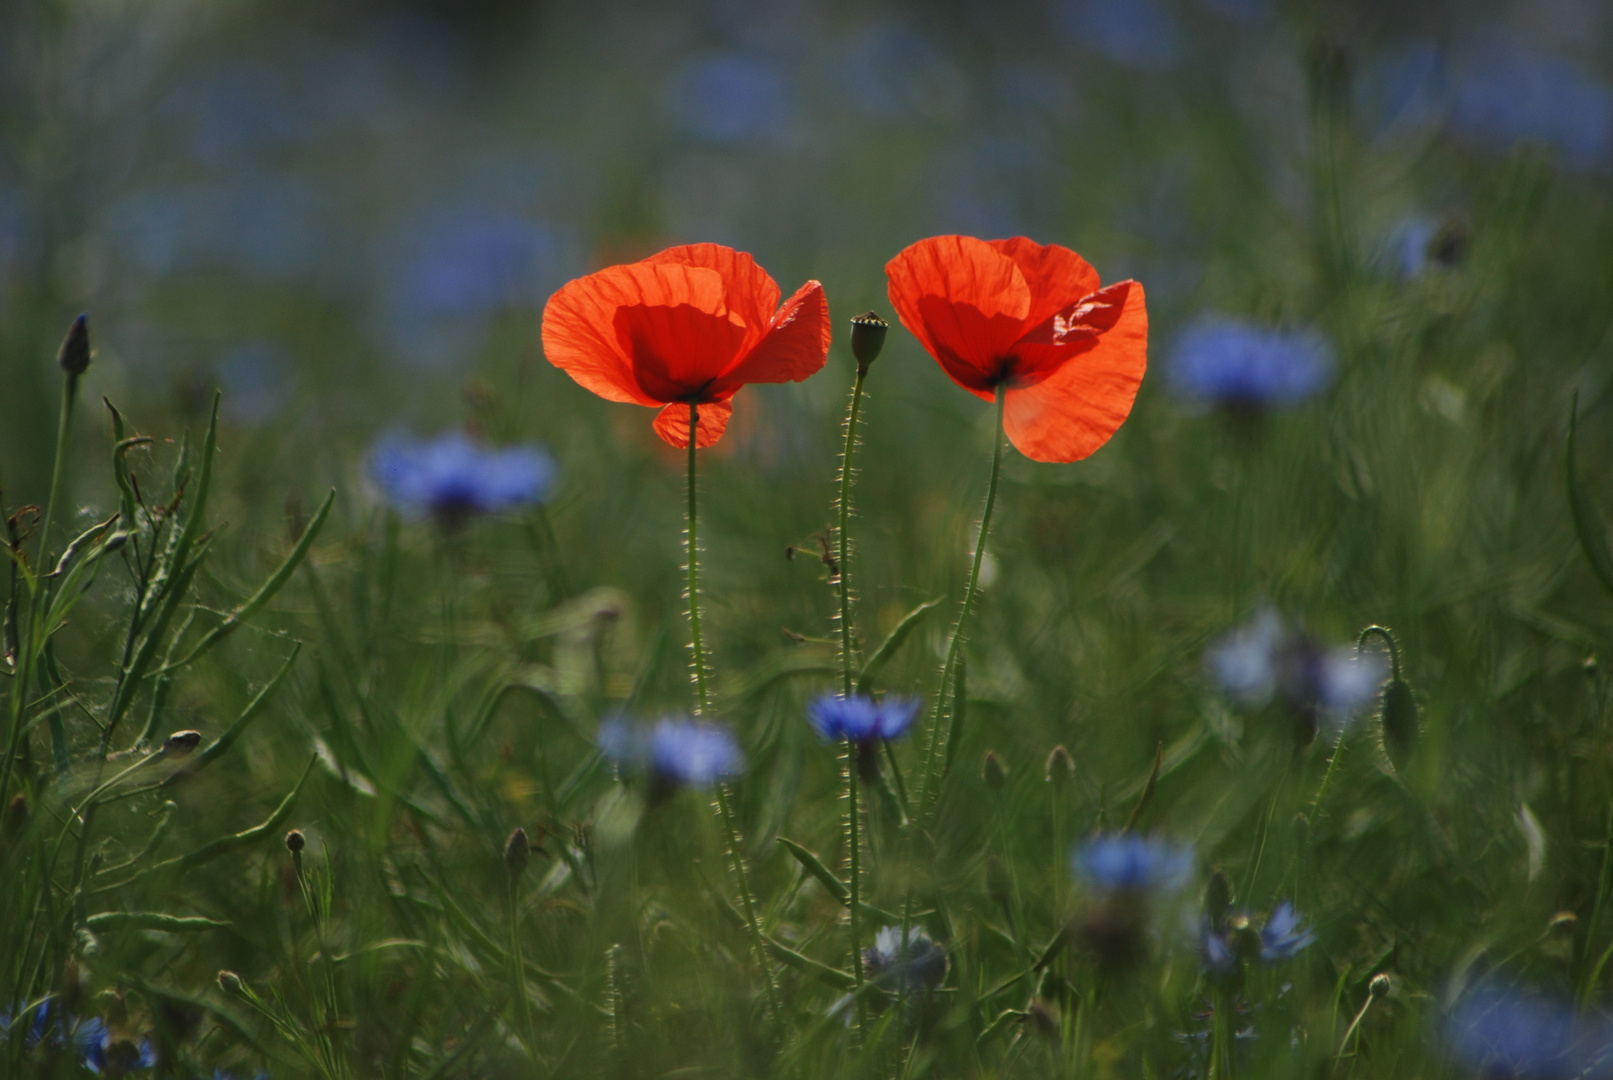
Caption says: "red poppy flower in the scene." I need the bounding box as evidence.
[885,235,1147,463]
[542,243,832,448]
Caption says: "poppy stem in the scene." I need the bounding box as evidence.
[684,402,784,1029]
[914,388,1007,822]
[835,368,868,695]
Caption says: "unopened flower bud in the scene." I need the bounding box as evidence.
[1379,677,1419,773]
[850,312,888,374]
[1369,972,1392,998]
[505,826,530,877]
[163,730,203,757]
[982,750,1007,792]
[57,314,91,377]
[1045,745,1074,789]
[284,829,306,854]
[217,970,245,994]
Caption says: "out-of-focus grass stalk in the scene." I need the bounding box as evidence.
[36,356,80,567]
[684,401,783,1027]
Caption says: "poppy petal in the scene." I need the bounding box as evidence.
[988,238,1102,329]
[1011,280,1137,385]
[653,398,734,449]
[1002,280,1147,463]
[709,280,831,394]
[887,235,1033,395]
[647,243,780,347]
[542,266,665,406]
[615,301,752,402]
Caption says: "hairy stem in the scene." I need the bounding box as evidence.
[836,370,867,695]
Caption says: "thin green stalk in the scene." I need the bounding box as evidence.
[507,876,535,1056]
[684,402,782,1027]
[836,369,867,695]
[914,388,1007,820]
[38,370,79,567]
[847,741,866,1037]
[1307,736,1347,835]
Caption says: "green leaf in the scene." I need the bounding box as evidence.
[158,488,335,674]
[764,934,856,990]
[86,911,228,932]
[855,598,943,696]
[1568,396,1613,600]
[777,836,849,903]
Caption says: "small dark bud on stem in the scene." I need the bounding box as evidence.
[1369,972,1392,998]
[505,826,530,877]
[57,314,91,377]
[850,311,888,374]
[163,730,203,757]
[4,793,28,840]
[284,829,306,854]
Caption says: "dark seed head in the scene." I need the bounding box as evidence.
[284,829,306,854]
[850,311,889,374]
[1369,972,1392,998]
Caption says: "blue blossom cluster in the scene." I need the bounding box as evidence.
[369,431,554,523]
[807,694,921,744]
[863,926,949,996]
[1073,834,1194,895]
[1168,319,1335,410]
[599,717,743,790]
[1207,609,1387,738]
[1,1004,158,1074]
[1201,901,1316,977]
[1444,984,1613,1080]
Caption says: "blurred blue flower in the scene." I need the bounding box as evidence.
[839,26,966,123]
[807,694,921,743]
[600,718,743,789]
[1169,319,1335,409]
[0,1000,51,1045]
[864,926,949,995]
[1207,609,1387,733]
[1200,921,1238,976]
[388,206,565,320]
[1073,834,1194,894]
[1055,0,1181,71]
[109,178,335,284]
[668,55,794,144]
[1451,39,1613,171]
[1384,216,1439,280]
[1258,901,1315,962]
[369,432,554,522]
[80,1016,158,1074]
[1444,984,1613,1080]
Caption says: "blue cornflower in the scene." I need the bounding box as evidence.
[0,1000,52,1045]
[1073,834,1194,894]
[369,431,554,523]
[1169,319,1335,410]
[807,694,921,744]
[1258,902,1316,963]
[1450,38,1613,172]
[79,1016,159,1074]
[1444,984,1613,1080]
[599,718,743,790]
[1207,609,1387,741]
[863,926,949,995]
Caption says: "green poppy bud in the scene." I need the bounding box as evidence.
[1379,677,1418,773]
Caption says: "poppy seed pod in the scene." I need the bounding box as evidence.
[57,314,90,377]
[1045,745,1074,789]
[505,827,530,877]
[849,311,888,374]
[163,730,203,757]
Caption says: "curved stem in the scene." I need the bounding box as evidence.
[836,371,867,696]
[684,402,782,1026]
[1355,624,1402,680]
[914,388,1007,821]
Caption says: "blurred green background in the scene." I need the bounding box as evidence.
[4,0,1613,1076]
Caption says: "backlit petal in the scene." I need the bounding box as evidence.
[647,243,780,350]
[887,235,1033,393]
[988,237,1101,329]
[1003,280,1147,462]
[653,398,735,449]
[542,265,666,405]
[710,280,831,394]
[615,298,751,401]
